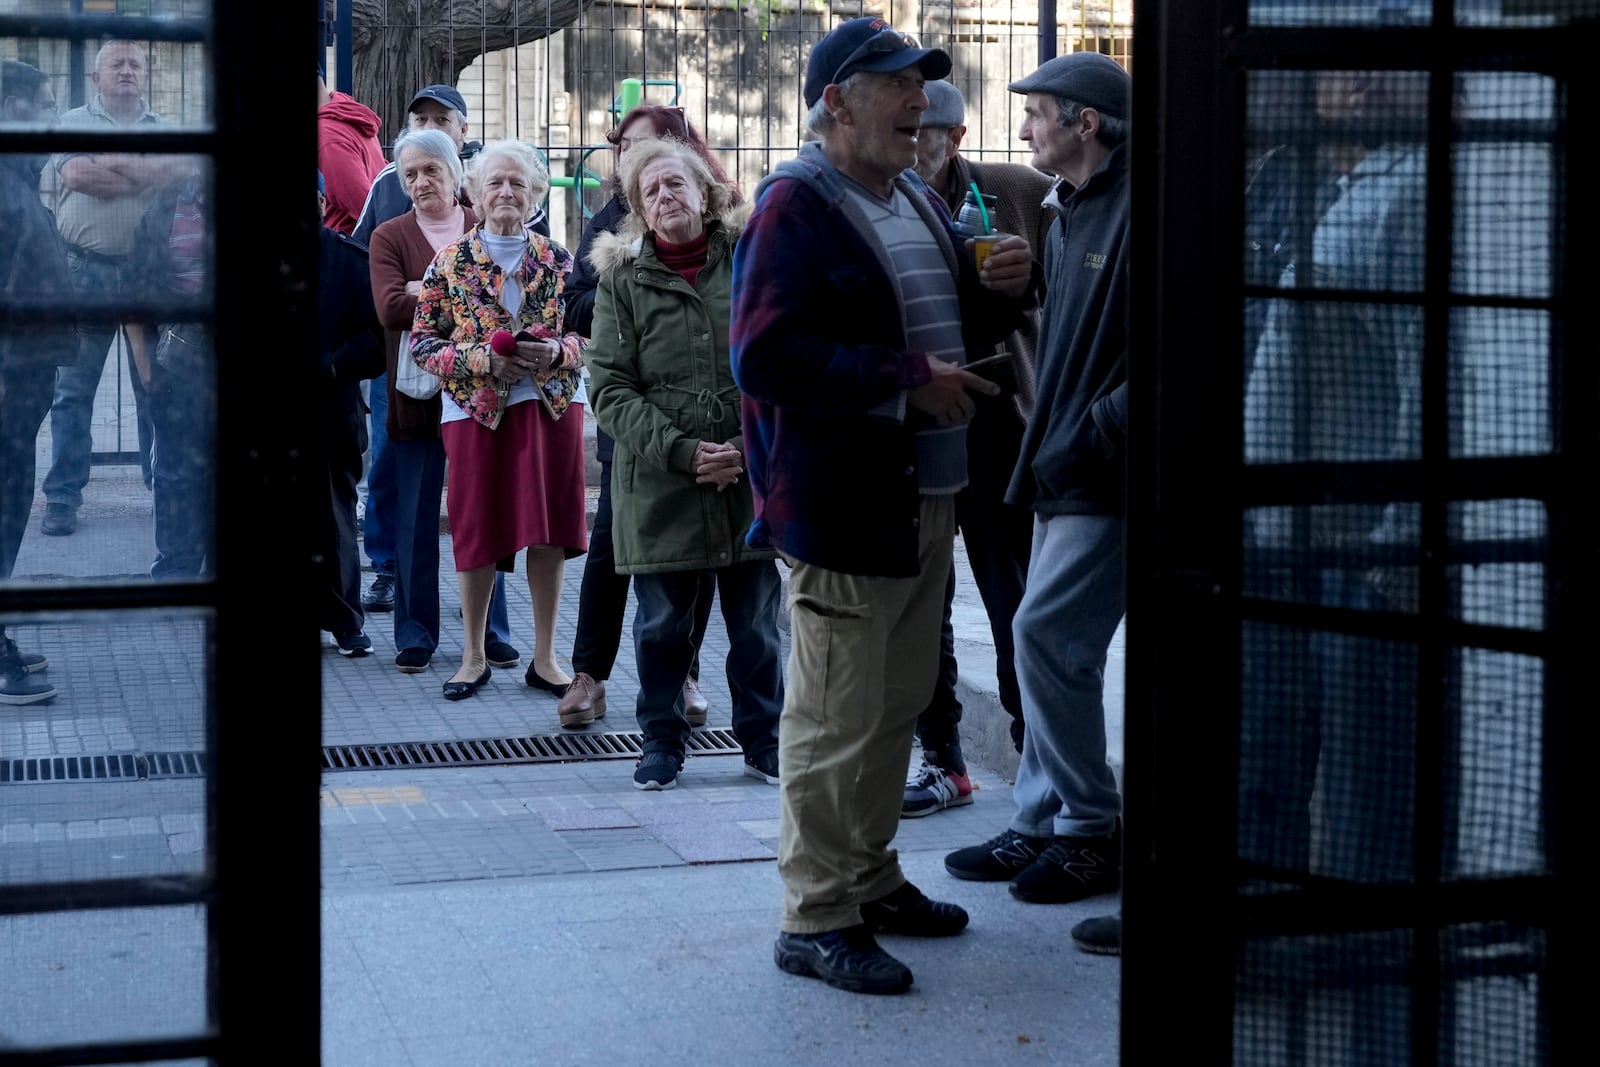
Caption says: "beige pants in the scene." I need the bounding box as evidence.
[776,495,956,933]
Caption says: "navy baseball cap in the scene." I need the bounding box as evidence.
[408,84,468,119]
[803,18,952,109]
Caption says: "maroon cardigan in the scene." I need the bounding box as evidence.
[366,205,474,441]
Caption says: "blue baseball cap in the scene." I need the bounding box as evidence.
[803,18,952,109]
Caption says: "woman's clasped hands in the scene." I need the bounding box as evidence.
[693,440,743,491]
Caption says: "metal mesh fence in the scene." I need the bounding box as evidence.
[339,1,1133,248]
[1232,4,1571,1062]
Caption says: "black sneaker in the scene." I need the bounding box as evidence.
[1009,834,1121,904]
[485,639,520,668]
[361,573,396,612]
[0,659,56,706]
[773,925,913,995]
[334,631,373,658]
[742,748,780,785]
[944,829,1050,882]
[40,502,75,536]
[1070,913,1122,955]
[633,751,682,791]
[860,881,969,937]
[2,638,46,673]
[395,647,432,673]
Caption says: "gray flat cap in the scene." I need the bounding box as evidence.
[1009,53,1130,120]
[921,80,966,128]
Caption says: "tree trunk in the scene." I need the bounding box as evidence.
[336,0,595,145]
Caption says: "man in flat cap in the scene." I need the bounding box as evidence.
[899,78,1055,820]
[731,17,1037,995]
[348,83,541,674]
[945,53,1132,915]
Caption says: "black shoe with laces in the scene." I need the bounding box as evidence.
[860,881,969,937]
[361,573,396,612]
[1009,833,1121,904]
[944,829,1051,882]
[773,925,913,995]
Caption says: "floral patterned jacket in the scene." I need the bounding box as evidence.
[410,225,586,430]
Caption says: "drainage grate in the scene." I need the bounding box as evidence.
[0,751,207,784]
[322,727,745,772]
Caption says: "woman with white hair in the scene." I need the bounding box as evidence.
[410,139,588,701]
[367,127,523,679]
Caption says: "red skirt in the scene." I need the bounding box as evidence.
[440,400,588,571]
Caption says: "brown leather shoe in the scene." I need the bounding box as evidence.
[557,673,605,727]
[683,676,709,727]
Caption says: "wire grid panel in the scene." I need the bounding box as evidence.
[1234,57,1561,1067]
[343,1,1131,249]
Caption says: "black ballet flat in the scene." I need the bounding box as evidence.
[443,666,491,701]
[524,667,569,696]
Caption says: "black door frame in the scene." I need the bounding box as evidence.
[0,2,322,1062]
[1125,2,1593,1062]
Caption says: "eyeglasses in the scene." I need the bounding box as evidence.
[832,26,920,86]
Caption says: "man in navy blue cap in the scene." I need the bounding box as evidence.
[732,16,1037,995]
[944,52,1133,923]
[347,81,544,672]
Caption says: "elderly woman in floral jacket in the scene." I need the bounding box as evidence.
[410,140,587,702]
[586,136,782,792]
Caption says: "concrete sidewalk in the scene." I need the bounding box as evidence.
[4,376,1123,1064]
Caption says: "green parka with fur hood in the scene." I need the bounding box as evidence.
[585,207,772,574]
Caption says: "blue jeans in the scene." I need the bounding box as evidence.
[148,327,214,580]
[390,435,513,653]
[362,373,396,575]
[43,252,154,507]
[1010,513,1125,840]
[631,560,784,758]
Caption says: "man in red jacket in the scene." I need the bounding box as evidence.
[317,66,385,235]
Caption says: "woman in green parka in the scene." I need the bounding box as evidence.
[586,136,783,793]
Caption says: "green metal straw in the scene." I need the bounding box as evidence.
[968,180,992,233]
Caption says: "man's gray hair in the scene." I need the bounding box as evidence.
[805,72,864,139]
[94,39,145,70]
[392,127,465,189]
[1054,96,1129,147]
